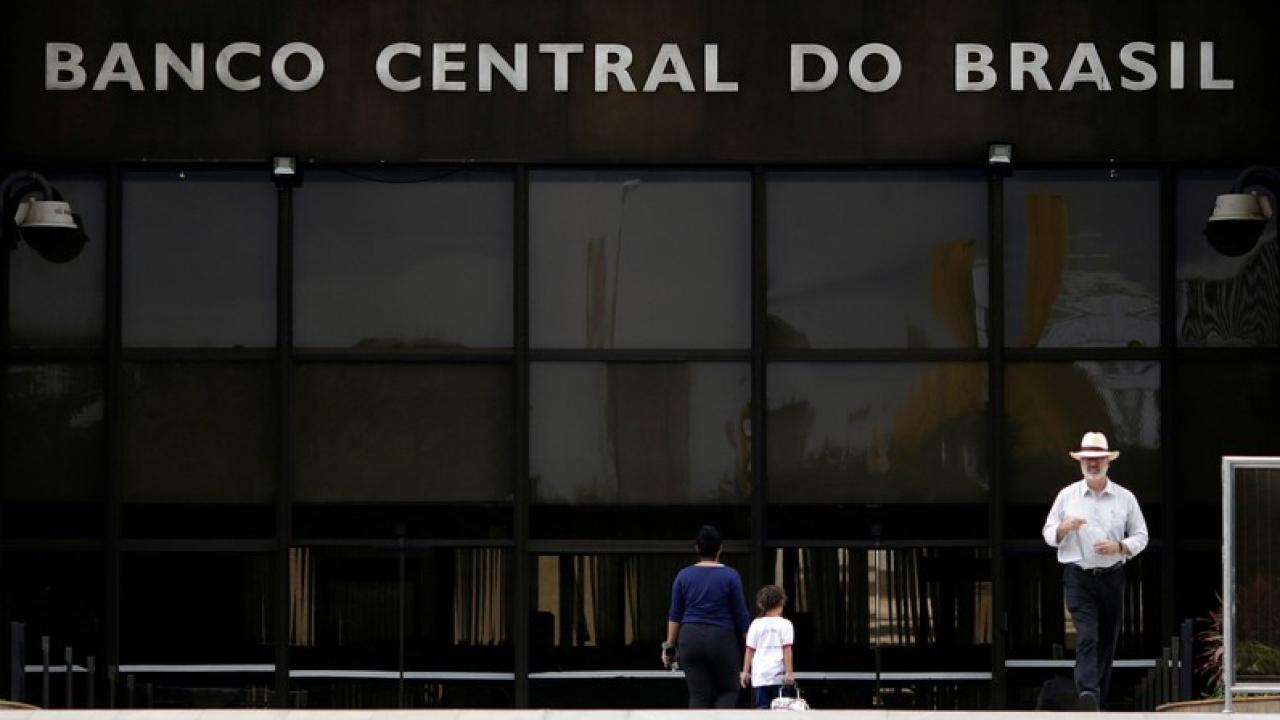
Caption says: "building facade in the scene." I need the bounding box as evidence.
[3,0,1280,711]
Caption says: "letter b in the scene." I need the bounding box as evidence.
[46,43,87,90]
[955,43,996,92]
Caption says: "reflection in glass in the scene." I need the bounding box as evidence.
[1005,552,1157,660]
[531,552,746,670]
[9,173,106,347]
[123,170,276,347]
[767,547,991,667]
[293,364,512,503]
[1005,171,1160,348]
[530,170,750,349]
[291,547,509,662]
[288,547,511,706]
[1005,362,1160,508]
[1176,363,1280,511]
[767,171,989,348]
[530,363,751,505]
[1231,468,1280,683]
[766,363,988,503]
[1176,171,1279,347]
[3,364,102,501]
[120,363,274,503]
[294,168,513,349]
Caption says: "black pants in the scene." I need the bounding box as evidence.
[1064,564,1126,706]
[754,684,797,709]
[677,623,741,708]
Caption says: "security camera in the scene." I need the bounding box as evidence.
[12,197,88,263]
[1204,191,1271,258]
[17,216,89,263]
[2,171,89,264]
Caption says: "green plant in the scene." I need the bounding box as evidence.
[1197,581,1280,696]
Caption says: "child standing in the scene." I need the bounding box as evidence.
[739,585,796,709]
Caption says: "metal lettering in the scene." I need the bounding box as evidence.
[376,42,422,92]
[271,42,324,91]
[45,43,86,90]
[215,42,261,92]
[955,43,995,92]
[791,44,836,92]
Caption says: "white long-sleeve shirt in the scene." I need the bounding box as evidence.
[1042,478,1149,569]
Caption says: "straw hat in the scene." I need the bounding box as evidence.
[1068,431,1120,461]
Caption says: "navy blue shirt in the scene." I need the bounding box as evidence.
[668,564,752,633]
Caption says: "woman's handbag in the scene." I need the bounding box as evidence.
[769,685,809,711]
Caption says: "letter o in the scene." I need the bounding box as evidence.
[271,42,324,91]
[847,43,901,93]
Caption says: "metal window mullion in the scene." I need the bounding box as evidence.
[0,165,10,547]
[105,163,123,687]
[1159,167,1176,650]
[513,164,530,709]
[273,176,295,707]
[988,172,1007,709]
[751,166,766,593]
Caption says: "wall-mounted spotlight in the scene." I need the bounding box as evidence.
[1205,165,1280,257]
[2,170,88,263]
[272,155,301,186]
[987,142,1013,177]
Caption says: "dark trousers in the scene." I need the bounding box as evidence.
[753,684,796,709]
[678,623,741,708]
[1064,564,1126,706]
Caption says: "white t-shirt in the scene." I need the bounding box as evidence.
[745,615,794,687]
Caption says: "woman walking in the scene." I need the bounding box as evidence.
[661,525,752,708]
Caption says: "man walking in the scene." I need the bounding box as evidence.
[1042,431,1149,711]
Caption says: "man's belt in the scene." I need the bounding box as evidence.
[1071,562,1125,576]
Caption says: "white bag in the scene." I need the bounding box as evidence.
[770,686,809,711]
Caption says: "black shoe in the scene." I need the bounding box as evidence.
[1077,691,1099,711]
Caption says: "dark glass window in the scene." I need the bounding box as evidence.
[122,169,276,348]
[1231,467,1280,684]
[2,364,103,539]
[1175,362,1280,540]
[0,551,104,704]
[9,172,106,348]
[529,552,747,676]
[767,170,989,349]
[1004,550,1160,709]
[119,552,274,707]
[527,549,733,707]
[529,170,750,349]
[1176,170,1279,347]
[293,168,513,350]
[289,547,512,708]
[119,363,274,538]
[292,364,513,539]
[766,362,989,539]
[121,552,275,663]
[1004,361,1160,539]
[765,546,991,669]
[1004,171,1160,348]
[1171,546,1220,700]
[735,546,994,710]
[529,362,751,539]
[1007,551,1169,660]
